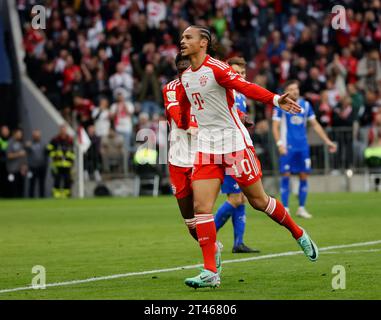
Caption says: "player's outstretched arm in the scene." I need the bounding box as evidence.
[309,118,337,153]
[211,61,301,114]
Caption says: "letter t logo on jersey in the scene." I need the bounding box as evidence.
[191,92,205,110]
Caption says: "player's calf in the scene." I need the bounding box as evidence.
[184,218,198,241]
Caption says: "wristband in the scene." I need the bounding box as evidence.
[273,94,280,107]
[276,140,283,147]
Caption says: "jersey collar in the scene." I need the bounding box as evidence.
[191,54,210,72]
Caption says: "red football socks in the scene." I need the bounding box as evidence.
[195,213,217,273]
[264,197,304,239]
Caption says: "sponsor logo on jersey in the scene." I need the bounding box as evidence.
[199,75,208,87]
[166,90,176,102]
[248,174,255,181]
[290,115,304,125]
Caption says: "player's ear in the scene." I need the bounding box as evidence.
[200,38,207,49]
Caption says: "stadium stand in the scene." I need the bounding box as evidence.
[2,0,381,197]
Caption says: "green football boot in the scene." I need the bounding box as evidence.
[297,229,319,262]
[215,241,223,275]
[184,268,221,289]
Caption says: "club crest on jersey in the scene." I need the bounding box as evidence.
[199,75,208,87]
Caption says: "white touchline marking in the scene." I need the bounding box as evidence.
[320,248,381,254]
[1,240,380,295]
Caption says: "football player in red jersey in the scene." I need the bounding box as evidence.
[178,26,318,289]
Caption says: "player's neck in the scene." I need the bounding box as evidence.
[190,52,208,71]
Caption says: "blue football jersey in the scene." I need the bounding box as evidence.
[234,91,247,113]
[272,98,315,150]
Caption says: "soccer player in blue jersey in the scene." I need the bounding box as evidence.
[214,57,260,253]
[272,80,337,218]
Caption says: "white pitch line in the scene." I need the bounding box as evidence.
[320,248,381,255]
[1,239,380,295]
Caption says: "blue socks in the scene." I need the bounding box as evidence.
[299,179,308,207]
[214,201,235,231]
[232,204,246,247]
[280,176,290,208]
[215,201,247,247]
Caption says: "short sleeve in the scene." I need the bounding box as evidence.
[306,101,316,120]
[272,106,282,121]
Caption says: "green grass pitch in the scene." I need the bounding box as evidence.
[0,193,380,300]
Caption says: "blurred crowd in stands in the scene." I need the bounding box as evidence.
[2,0,381,197]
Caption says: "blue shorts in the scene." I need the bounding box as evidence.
[279,148,311,174]
[221,174,242,194]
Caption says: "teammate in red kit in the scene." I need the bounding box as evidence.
[178,26,319,289]
[162,54,222,271]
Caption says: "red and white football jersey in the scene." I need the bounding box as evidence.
[163,78,197,167]
[179,55,279,154]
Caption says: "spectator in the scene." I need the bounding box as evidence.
[136,63,162,115]
[0,125,10,198]
[278,50,292,85]
[38,60,62,108]
[357,48,381,93]
[333,96,354,127]
[282,15,305,44]
[361,91,380,127]
[73,95,95,129]
[340,47,358,84]
[318,15,335,45]
[135,112,152,133]
[62,55,81,96]
[326,79,342,109]
[266,30,286,68]
[327,54,348,98]
[293,28,316,61]
[100,127,124,173]
[84,125,102,181]
[109,62,134,102]
[348,83,365,123]
[92,96,111,138]
[23,22,45,57]
[110,89,135,150]
[158,34,178,60]
[368,109,381,146]
[25,129,48,198]
[146,0,167,29]
[232,0,252,34]
[212,9,228,41]
[6,129,28,198]
[301,67,326,106]
[290,57,309,87]
[318,90,333,128]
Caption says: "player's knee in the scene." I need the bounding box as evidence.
[193,201,213,215]
[247,195,268,211]
[299,173,308,180]
[227,194,241,207]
